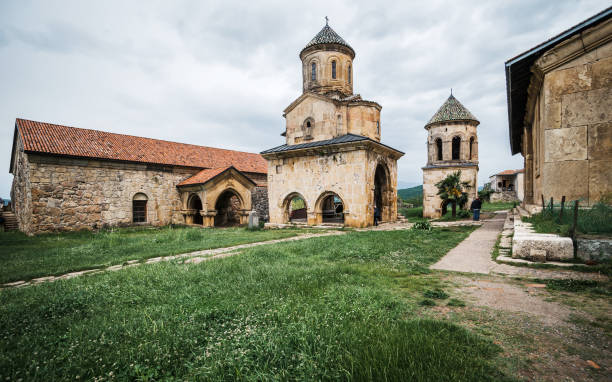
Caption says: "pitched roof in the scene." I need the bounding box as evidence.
[301,23,355,57]
[177,166,257,187]
[426,94,479,127]
[260,133,404,155]
[495,169,524,176]
[14,119,267,174]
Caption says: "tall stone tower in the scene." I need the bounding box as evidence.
[261,21,404,227]
[422,94,479,218]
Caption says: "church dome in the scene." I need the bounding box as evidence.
[300,22,355,59]
[425,94,479,128]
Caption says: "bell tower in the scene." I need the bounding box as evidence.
[422,93,480,218]
[300,18,355,96]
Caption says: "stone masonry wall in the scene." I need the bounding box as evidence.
[423,166,478,218]
[10,137,33,233]
[20,154,198,234]
[251,186,269,221]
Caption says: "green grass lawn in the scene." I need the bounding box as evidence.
[480,201,516,212]
[0,226,515,381]
[401,202,514,223]
[0,226,323,284]
[523,202,612,237]
[399,206,424,222]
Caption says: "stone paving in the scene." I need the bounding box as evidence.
[431,211,608,280]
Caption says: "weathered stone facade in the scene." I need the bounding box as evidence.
[262,22,403,227]
[10,126,269,235]
[422,95,479,218]
[507,15,611,208]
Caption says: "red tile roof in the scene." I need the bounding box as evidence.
[177,166,233,186]
[496,169,524,176]
[15,118,267,174]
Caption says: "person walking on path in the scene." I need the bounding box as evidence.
[470,196,482,221]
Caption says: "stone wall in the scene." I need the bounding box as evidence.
[490,191,519,203]
[251,186,269,221]
[265,145,398,227]
[10,136,32,233]
[523,23,611,207]
[422,166,478,218]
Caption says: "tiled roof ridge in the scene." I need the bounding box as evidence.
[15,118,260,158]
[426,94,479,127]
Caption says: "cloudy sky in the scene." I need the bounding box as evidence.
[0,0,609,198]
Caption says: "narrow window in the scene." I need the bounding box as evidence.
[132,193,148,223]
[311,62,316,81]
[337,115,342,135]
[304,119,313,137]
[452,136,461,160]
[469,137,475,159]
[276,165,282,174]
[436,138,443,160]
[376,121,380,135]
[332,61,336,79]
[348,65,351,84]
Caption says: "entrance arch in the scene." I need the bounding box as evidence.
[374,163,391,222]
[316,191,345,224]
[188,194,203,225]
[282,192,307,223]
[214,189,243,227]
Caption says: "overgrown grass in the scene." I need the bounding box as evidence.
[0,226,514,381]
[0,226,323,284]
[480,202,516,212]
[523,202,612,236]
[399,206,424,222]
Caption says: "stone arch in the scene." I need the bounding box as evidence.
[308,57,320,82]
[132,192,148,223]
[315,191,345,224]
[187,193,203,225]
[281,192,308,223]
[452,136,462,160]
[374,162,392,222]
[303,117,314,138]
[469,136,477,160]
[327,55,342,80]
[213,188,244,227]
[435,137,443,161]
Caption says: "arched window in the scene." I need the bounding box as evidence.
[311,62,316,81]
[304,119,313,137]
[348,65,351,84]
[332,60,337,79]
[132,193,148,223]
[452,136,461,160]
[469,137,475,159]
[436,138,443,161]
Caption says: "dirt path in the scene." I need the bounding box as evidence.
[430,212,607,281]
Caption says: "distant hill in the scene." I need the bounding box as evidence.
[397,185,423,201]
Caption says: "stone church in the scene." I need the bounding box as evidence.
[422,94,479,218]
[10,119,268,235]
[261,22,404,227]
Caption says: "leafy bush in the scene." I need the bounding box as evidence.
[412,221,432,231]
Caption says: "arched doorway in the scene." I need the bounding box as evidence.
[283,193,307,223]
[214,190,242,227]
[318,192,344,223]
[188,194,203,225]
[374,164,390,222]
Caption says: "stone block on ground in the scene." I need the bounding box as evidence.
[529,249,547,262]
[577,238,612,262]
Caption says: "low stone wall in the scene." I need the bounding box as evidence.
[490,191,519,203]
[577,238,612,262]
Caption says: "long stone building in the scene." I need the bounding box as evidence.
[261,22,404,227]
[505,8,611,210]
[10,119,268,234]
[422,95,479,218]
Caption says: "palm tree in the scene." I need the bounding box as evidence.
[435,171,472,217]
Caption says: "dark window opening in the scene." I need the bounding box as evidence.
[133,200,147,223]
[436,138,443,161]
[452,136,461,160]
[469,137,475,159]
[311,62,316,81]
[348,65,351,84]
[332,61,337,79]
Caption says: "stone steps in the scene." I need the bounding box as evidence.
[1,212,18,231]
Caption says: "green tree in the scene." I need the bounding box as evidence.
[435,171,472,217]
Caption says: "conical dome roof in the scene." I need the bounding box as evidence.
[300,23,355,58]
[426,94,479,127]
